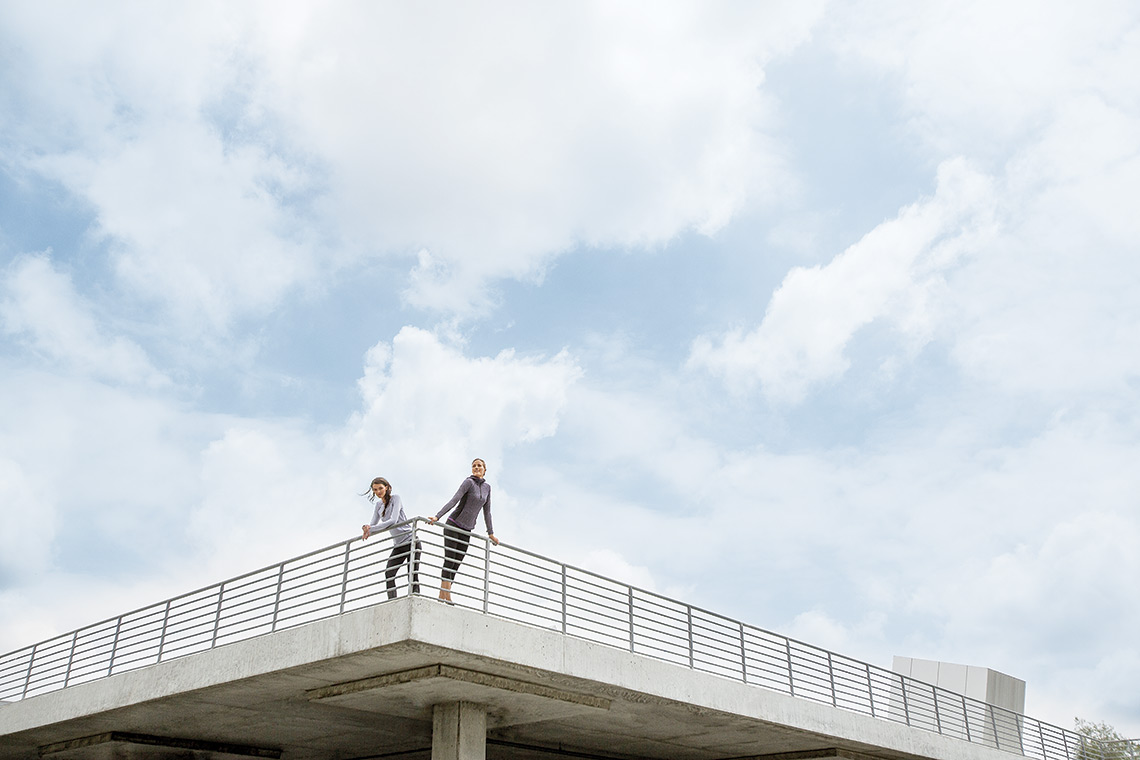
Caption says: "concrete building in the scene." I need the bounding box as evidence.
[0,525,1091,760]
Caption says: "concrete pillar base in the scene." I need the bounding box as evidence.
[432,701,487,760]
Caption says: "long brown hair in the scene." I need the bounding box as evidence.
[364,476,392,506]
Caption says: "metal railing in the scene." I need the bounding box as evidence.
[0,519,1118,760]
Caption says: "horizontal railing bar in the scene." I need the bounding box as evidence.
[564,615,629,639]
[690,619,742,640]
[213,585,278,608]
[488,572,562,600]
[565,594,626,616]
[633,607,689,629]
[491,551,563,576]
[485,598,561,625]
[489,571,562,597]
[632,635,689,658]
[564,601,629,629]
[563,572,627,595]
[691,641,740,663]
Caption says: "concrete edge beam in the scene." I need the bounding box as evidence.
[308,663,611,711]
[39,731,282,758]
[731,749,887,760]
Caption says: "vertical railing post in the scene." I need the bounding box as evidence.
[627,587,635,652]
[866,662,876,717]
[1036,721,1048,760]
[900,673,911,726]
[211,585,224,648]
[962,694,972,742]
[271,562,285,632]
[156,600,172,661]
[408,521,417,597]
[989,705,1001,750]
[62,631,79,688]
[107,617,122,676]
[827,652,837,707]
[338,542,351,614]
[934,684,943,734]
[483,536,491,614]
[560,565,568,634]
[738,622,747,683]
[21,644,37,699]
[686,606,694,669]
[784,638,795,697]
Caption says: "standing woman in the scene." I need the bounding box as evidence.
[428,458,498,603]
[362,476,421,600]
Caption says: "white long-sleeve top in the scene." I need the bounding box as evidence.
[367,493,414,546]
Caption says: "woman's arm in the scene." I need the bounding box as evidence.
[482,489,495,539]
[362,500,383,540]
[433,479,469,521]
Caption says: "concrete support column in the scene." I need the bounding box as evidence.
[432,701,487,760]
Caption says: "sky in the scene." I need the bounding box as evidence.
[2,0,1139,737]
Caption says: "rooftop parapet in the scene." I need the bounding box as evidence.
[0,518,1116,760]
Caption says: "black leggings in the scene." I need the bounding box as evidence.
[441,524,471,583]
[385,540,422,599]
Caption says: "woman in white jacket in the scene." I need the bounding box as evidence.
[362,476,421,599]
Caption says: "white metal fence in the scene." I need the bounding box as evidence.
[0,519,1125,760]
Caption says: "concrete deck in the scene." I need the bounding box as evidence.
[0,597,1021,760]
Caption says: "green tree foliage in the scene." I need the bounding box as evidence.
[1075,719,1138,760]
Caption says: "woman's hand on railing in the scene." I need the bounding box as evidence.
[427,516,438,525]
[489,533,500,546]
[361,525,371,540]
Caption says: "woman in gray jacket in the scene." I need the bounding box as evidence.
[428,458,499,603]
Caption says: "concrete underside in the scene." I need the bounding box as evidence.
[0,598,1017,760]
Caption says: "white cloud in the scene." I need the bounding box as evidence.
[911,508,1140,729]
[188,423,343,571]
[0,253,168,387]
[949,98,1140,396]
[0,458,54,582]
[804,2,1140,403]
[688,158,997,402]
[346,326,582,498]
[0,363,222,651]
[784,609,888,656]
[691,2,1140,407]
[827,0,1140,157]
[573,549,659,592]
[0,1,827,325]
[37,127,320,332]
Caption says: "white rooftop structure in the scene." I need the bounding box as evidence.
[893,657,1026,716]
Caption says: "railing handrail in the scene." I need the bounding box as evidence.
[0,517,1120,760]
